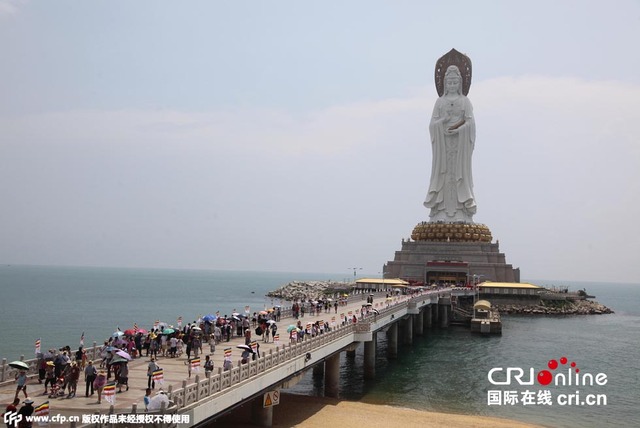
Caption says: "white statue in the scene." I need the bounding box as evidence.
[424,64,477,222]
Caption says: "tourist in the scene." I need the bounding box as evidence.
[117,362,129,393]
[4,398,20,428]
[93,370,107,404]
[147,358,158,389]
[84,360,97,397]
[204,355,213,375]
[43,361,55,395]
[143,388,152,411]
[16,399,34,428]
[160,334,168,357]
[66,361,80,398]
[169,336,177,358]
[148,335,158,359]
[185,358,192,378]
[14,370,28,401]
[36,354,45,385]
[213,325,222,344]
[264,323,270,343]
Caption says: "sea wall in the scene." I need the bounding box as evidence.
[267,280,347,301]
[495,299,613,315]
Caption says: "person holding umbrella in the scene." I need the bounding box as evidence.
[14,369,28,401]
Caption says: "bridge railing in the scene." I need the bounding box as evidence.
[75,289,452,427]
[166,321,357,412]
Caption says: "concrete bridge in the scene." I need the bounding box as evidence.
[0,288,474,427]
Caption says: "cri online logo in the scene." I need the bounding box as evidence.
[488,356,608,386]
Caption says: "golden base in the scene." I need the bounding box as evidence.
[411,222,492,242]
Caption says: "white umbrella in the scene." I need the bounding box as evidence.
[147,392,170,411]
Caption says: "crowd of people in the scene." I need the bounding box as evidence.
[2,297,390,425]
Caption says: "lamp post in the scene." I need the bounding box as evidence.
[348,267,362,293]
[348,267,362,280]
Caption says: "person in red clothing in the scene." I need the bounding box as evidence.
[3,398,20,428]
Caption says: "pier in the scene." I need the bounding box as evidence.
[0,288,476,427]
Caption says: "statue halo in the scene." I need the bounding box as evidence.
[435,48,472,97]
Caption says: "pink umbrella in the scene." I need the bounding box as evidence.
[115,350,132,360]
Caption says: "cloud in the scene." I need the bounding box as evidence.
[1,75,639,282]
[0,0,24,16]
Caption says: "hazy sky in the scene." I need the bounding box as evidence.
[1,1,639,283]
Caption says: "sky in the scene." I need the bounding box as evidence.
[1,1,639,283]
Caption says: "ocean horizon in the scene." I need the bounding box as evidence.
[1,264,638,428]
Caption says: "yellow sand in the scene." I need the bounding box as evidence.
[211,393,545,428]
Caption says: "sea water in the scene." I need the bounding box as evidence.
[1,265,638,428]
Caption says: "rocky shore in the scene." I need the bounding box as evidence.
[267,280,348,301]
[495,299,614,315]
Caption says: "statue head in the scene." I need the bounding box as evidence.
[444,65,462,95]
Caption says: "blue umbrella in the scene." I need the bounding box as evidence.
[203,314,217,322]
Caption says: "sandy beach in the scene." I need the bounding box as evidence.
[211,393,545,428]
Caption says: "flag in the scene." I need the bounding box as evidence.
[80,332,85,347]
[152,369,164,385]
[34,401,49,426]
[35,338,41,355]
[190,358,200,371]
[103,381,116,404]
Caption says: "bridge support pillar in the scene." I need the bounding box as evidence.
[439,305,449,328]
[414,312,424,336]
[386,322,398,359]
[313,363,324,378]
[251,394,273,427]
[403,317,413,345]
[424,305,433,329]
[325,353,340,398]
[363,332,376,379]
[433,301,440,324]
